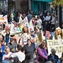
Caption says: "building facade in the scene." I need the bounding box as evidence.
[31,0,52,14]
[0,0,8,11]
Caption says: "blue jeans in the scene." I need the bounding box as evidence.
[2,60,10,63]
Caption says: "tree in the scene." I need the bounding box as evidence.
[52,0,63,27]
[53,0,63,6]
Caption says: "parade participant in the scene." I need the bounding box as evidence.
[11,45,25,63]
[0,34,4,42]
[8,13,14,24]
[36,42,48,63]
[34,27,43,42]
[21,26,31,45]
[0,43,2,63]
[48,49,59,63]
[59,52,63,63]
[7,38,17,52]
[17,38,24,52]
[45,30,51,39]
[61,24,63,39]
[5,26,10,44]
[2,46,12,63]
[30,30,38,50]
[23,39,35,63]
[55,27,62,39]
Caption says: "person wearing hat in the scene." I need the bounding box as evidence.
[55,27,62,39]
[48,48,59,63]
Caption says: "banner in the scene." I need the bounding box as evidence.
[47,39,63,58]
[0,15,8,24]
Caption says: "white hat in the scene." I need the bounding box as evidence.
[56,27,61,30]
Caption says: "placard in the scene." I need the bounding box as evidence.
[47,39,63,58]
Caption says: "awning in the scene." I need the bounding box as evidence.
[32,0,52,2]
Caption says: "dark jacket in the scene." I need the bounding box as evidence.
[48,54,59,63]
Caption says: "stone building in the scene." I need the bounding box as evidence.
[0,0,8,11]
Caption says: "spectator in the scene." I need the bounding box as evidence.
[27,11,33,23]
[36,16,42,29]
[48,48,59,63]
[45,13,51,31]
[23,39,35,63]
[44,10,47,17]
[36,42,48,63]
[1,10,7,16]
[51,14,56,32]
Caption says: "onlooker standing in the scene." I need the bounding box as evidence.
[51,14,56,32]
[36,17,42,29]
[27,11,32,23]
[43,10,47,31]
[45,13,51,31]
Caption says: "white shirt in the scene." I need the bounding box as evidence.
[36,19,42,26]
[3,52,12,60]
[45,16,51,21]
[51,17,55,24]
[11,51,25,62]
[22,33,31,45]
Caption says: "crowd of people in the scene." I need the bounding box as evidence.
[0,10,63,63]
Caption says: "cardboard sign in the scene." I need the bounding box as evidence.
[47,39,63,58]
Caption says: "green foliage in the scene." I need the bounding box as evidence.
[53,0,63,6]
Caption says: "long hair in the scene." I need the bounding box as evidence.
[39,42,45,49]
[62,30,63,39]
[55,29,62,39]
[22,26,29,34]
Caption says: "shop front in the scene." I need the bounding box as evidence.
[31,0,52,14]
